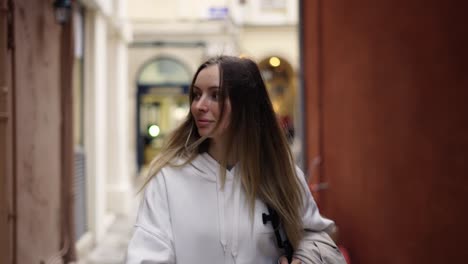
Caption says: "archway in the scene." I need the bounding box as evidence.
[136,57,192,171]
[258,56,296,143]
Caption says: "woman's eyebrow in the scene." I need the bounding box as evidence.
[192,85,219,90]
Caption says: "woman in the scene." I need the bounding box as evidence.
[126,56,345,264]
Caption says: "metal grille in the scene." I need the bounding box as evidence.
[74,146,87,241]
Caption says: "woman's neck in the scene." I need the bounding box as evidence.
[208,138,236,168]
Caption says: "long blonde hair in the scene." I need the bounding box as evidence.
[143,56,305,248]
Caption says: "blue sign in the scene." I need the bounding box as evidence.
[209,7,229,19]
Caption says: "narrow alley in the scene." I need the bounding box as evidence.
[1,0,468,264]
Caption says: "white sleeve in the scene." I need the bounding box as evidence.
[126,170,176,264]
[294,168,346,264]
[295,167,335,232]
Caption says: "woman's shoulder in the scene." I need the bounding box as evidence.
[162,153,217,182]
[145,153,221,188]
[153,154,203,177]
[143,158,193,193]
[162,154,198,171]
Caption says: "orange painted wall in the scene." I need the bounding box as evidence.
[302,1,468,263]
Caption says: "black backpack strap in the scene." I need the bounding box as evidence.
[262,205,294,262]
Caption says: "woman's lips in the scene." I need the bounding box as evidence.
[196,119,213,128]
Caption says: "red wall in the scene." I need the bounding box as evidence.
[303,1,468,263]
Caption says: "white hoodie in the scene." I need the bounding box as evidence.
[126,153,334,264]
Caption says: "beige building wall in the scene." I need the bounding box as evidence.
[128,0,229,21]
[238,25,299,68]
[126,0,301,167]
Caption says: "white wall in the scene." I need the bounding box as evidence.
[238,26,299,69]
[127,0,297,24]
[127,0,298,64]
[127,0,229,21]
[243,0,297,25]
[127,0,177,20]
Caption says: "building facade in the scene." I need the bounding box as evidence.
[73,0,134,259]
[127,0,304,172]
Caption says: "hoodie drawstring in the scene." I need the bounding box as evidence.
[231,175,241,263]
[214,163,242,264]
[216,174,227,254]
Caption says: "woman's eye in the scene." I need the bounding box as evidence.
[211,92,219,100]
[193,93,201,99]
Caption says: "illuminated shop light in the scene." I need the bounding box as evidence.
[269,56,281,67]
[148,124,161,138]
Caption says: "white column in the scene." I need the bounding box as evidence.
[84,10,108,243]
[287,0,298,24]
[106,0,133,215]
[106,32,132,215]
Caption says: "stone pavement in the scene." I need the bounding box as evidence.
[83,213,135,264]
[80,180,143,264]
[80,173,147,264]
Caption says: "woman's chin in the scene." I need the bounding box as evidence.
[197,128,212,138]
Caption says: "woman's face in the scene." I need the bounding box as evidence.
[191,65,231,141]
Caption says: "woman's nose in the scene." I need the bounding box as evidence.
[196,97,208,112]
